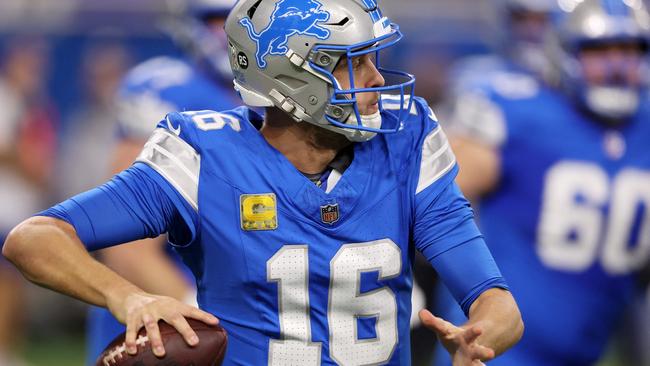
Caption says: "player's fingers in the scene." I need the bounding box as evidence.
[418,309,434,325]
[142,314,165,357]
[462,325,483,345]
[468,343,495,361]
[183,305,219,325]
[166,313,199,347]
[420,310,455,338]
[125,314,142,355]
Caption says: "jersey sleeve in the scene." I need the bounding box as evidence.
[409,97,458,198]
[134,112,203,211]
[410,98,507,315]
[413,182,507,315]
[38,163,198,251]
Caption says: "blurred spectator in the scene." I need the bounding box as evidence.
[433,0,650,365]
[0,37,57,365]
[54,41,131,198]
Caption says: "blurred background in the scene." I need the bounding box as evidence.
[0,0,647,365]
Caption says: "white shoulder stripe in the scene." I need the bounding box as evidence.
[416,126,456,194]
[136,128,200,210]
[381,95,418,115]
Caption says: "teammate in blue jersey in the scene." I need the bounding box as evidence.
[3,1,524,365]
[435,0,650,365]
[84,1,240,363]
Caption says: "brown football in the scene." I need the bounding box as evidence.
[95,318,227,366]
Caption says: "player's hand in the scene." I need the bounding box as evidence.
[108,291,219,357]
[419,309,495,366]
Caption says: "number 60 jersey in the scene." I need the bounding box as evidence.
[436,73,650,366]
[43,97,506,365]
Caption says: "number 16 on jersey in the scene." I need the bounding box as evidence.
[267,239,402,366]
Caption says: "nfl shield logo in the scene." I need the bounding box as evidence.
[320,203,340,225]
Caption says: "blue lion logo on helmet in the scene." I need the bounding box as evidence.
[239,0,331,68]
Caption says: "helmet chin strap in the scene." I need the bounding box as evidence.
[315,109,382,142]
[584,86,640,122]
[341,110,382,142]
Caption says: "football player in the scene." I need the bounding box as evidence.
[85,0,240,364]
[449,0,559,96]
[434,0,650,365]
[4,1,523,365]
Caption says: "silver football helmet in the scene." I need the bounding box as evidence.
[225,0,416,141]
[548,0,650,121]
[500,0,560,76]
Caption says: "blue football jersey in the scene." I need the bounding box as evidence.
[446,54,541,101]
[121,97,502,365]
[87,55,240,364]
[435,72,650,366]
[116,56,240,140]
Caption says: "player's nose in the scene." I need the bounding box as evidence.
[365,59,385,89]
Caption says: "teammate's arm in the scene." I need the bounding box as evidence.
[450,136,500,202]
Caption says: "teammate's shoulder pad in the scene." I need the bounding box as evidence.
[486,71,540,100]
[122,56,193,91]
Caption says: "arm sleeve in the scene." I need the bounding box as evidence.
[38,163,198,251]
[414,181,507,316]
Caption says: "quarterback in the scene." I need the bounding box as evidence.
[3,1,522,365]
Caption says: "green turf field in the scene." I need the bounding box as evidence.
[21,337,85,366]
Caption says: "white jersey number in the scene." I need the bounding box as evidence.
[537,161,650,274]
[183,111,241,132]
[267,239,401,366]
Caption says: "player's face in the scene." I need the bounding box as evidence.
[333,53,385,115]
[578,41,645,88]
[510,10,550,45]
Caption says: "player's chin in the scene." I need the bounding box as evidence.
[360,103,380,115]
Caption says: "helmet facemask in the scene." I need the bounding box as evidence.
[548,0,650,123]
[577,40,647,121]
[310,25,416,141]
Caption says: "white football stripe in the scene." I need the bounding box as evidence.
[416,126,456,194]
[136,128,200,210]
